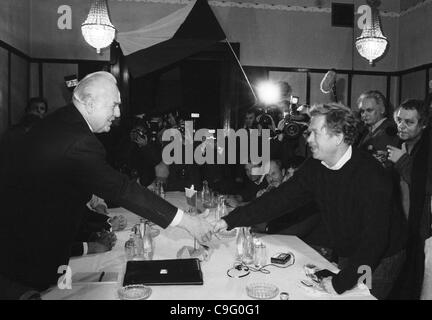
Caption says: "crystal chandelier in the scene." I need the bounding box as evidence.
[81,0,116,54]
[355,4,388,65]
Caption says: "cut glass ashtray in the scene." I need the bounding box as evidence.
[118,284,152,300]
[246,282,279,300]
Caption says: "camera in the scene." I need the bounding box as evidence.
[257,113,274,129]
[276,100,309,140]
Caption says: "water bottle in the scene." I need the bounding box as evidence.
[142,222,153,260]
[216,195,228,219]
[124,234,136,261]
[236,227,245,261]
[242,227,254,265]
[202,180,212,208]
[158,181,165,199]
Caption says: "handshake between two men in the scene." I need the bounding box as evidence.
[176,212,230,244]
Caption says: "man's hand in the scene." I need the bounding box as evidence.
[178,214,214,243]
[387,145,406,163]
[109,215,127,231]
[213,219,228,234]
[93,204,108,215]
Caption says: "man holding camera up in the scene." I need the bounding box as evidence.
[214,103,407,299]
[128,120,168,187]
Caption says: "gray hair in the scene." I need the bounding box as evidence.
[309,103,359,145]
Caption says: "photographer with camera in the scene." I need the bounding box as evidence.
[117,119,167,187]
[272,97,310,168]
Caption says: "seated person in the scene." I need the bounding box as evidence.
[70,208,125,257]
[71,196,127,257]
[226,162,268,207]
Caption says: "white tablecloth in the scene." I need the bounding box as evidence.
[42,192,375,300]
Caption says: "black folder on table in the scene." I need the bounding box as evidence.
[123,258,203,286]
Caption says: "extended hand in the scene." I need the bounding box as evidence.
[212,219,228,234]
[178,214,214,243]
[387,145,406,163]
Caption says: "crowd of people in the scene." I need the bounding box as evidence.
[0,72,431,300]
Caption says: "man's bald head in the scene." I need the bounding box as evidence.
[73,71,121,133]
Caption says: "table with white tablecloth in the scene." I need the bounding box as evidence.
[41,192,375,300]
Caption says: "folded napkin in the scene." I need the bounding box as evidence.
[176,245,213,262]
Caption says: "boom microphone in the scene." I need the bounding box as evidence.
[320,70,337,94]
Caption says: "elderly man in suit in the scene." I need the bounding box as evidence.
[0,71,213,297]
[356,90,399,166]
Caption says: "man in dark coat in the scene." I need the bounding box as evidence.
[214,103,407,299]
[0,71,213,296]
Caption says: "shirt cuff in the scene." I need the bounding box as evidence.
[107,218,113,232]
[82,242,88,256]
[169,209,184,227]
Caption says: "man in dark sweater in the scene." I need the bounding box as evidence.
[214,103,407,299]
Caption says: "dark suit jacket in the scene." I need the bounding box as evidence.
[0,104,177,291]
[357,118,399,152]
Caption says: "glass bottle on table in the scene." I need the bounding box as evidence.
[155,180,165,199]
[242,227,254,265]
[142,222,153,260]
[124,234,136,261]
[216,195,228,220]
[202,180,212,208]
[236,227,254,264]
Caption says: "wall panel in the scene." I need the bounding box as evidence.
[401,70,426,102]
[10,54,29,125]
[0,48,9,136]
[42,63,78,113]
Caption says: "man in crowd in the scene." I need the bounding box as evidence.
[214,103,407,299]
[243,108,257,130]
[226,161,268,207]
[0,71,213,298]
[356,90,399,166]
[0,97,49,175]
[387,99,431,299]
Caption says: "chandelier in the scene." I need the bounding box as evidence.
[355,3,388,65]
[81,0,116,54]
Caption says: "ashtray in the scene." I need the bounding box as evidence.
[118,284,152,300]
[246,282,279,300]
